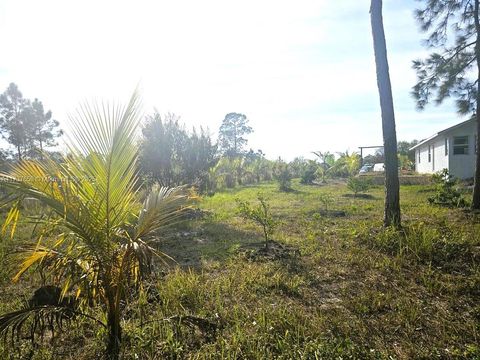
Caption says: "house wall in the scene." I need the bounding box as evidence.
[415,120,476,179]
[415,139,448,174]
[433,137,449,172]
[447,121,476,179]
[416,145,433,174]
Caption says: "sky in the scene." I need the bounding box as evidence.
[0,0,467,160]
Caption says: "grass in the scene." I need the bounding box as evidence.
[1,179,479,359]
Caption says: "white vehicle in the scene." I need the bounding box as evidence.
[373,163,385,172]
[359,164,374,174]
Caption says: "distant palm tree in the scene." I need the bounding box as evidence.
[312,151,335,182]
[328,151,360,177]
[0,93,194,359]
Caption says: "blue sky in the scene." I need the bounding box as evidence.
[0,0,467,160]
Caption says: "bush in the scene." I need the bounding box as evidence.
[300,161,318,184]
[318,193,334,212]
[236,194,277,249]
[428,169,468,208]
[274,161,292,192]
[347,177,372,197]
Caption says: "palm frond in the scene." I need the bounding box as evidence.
[134,185,196,242]
[65,92,142,234]
[0,305,105,347]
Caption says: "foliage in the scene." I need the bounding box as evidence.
[0,93,194,359]
[428,169,468,207]
[412,0,478,114]
[412,0,480,209]
[0,83,62,161]
[0,181,479,359]
[317,192,334,212]
[218,113,253,157]
[236,193,277,249]
[398,140,418,163]
[312,151,335,182]
[328,151,361,178]
[211,157,238,189]
[347,177,373,197]
[209,153,275,192]
[300,160,319,184]
[398,154,414,171]
[139,112,217,191]
[25,98,63,158]
[249,156,273,183]
[289,157,308,178]
[312,151,335,168]
[363,148,384,165]
[273,159,292,192]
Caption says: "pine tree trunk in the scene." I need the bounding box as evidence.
[16,144,22,161]
[473,87,480,210]
[370,0,401,227]
[472,0,480,210]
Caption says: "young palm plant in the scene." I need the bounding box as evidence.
[0,93,194,359]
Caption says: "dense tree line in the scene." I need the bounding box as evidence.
[139,112,217,191]
[0,83,420,199]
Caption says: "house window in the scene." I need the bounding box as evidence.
[453,136,469,155]
[428,145,431,162]
[418,149,421,163]
[445,138,448,156]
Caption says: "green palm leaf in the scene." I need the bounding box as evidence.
[0,91,193,358]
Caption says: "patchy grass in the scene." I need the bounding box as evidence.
[0,179,479,359]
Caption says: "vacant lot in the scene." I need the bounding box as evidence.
[0,180,479,359]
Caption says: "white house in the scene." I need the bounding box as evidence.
[410,118,477,179]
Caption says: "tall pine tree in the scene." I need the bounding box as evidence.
[0,83,62,160]
[371,0,401,227]
[0,83,28,160]
[28,98,62,156]
[218,113,253,158]
[412,0,480,209]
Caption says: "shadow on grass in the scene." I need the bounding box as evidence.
[342,193,376,200]
[306,209,347,218]
[156,221,265,268]
[279,188,305,195]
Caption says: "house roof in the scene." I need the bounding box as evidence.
[409,118,475,151]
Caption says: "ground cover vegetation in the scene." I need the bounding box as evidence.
[0,176,479,359]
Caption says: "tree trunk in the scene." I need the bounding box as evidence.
[472,0,480,210]
[106,305,122,360]
[17,144,22,161]
[39,136,44,160]
[370,0,401,227]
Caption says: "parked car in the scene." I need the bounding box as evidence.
[373,163,385,172]
[359,164,374,174]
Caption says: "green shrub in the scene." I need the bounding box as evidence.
[347,177,372,197]
[300,161,318,184]
[428,169,467,207]
[318,193,334,212]
[236,193,278,249]
[274,162,292,192]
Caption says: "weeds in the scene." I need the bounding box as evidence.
[428,169,468,207]
[318,192,334,212]
[347,176,373,197]
[236,193,278,249]
[0,180,479,359]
